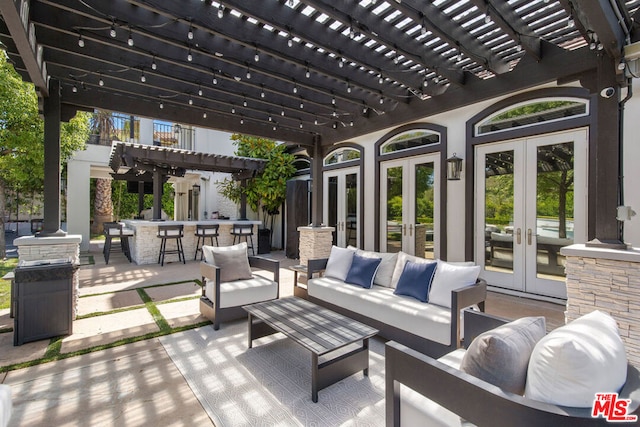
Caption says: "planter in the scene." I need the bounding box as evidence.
[257,228,271,254]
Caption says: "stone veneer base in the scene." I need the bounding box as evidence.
[297,226,335,267]
[561,243,640,368]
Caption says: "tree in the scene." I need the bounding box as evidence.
[90,110,116,234]
[217,134,296,244]
[0,52,89,257]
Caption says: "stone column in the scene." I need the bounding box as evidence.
[15,235,82,318]
[297,226,334,266]
[561,244,640,368]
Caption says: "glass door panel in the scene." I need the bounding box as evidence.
[324,167,360,248]
[345,173,358,248]
[413,163,435,259]
[381,155,440,258]
[385,166,403,253]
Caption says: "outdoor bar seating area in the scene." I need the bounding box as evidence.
[122,219,261,265]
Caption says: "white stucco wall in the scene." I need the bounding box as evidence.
[621,79,640,246]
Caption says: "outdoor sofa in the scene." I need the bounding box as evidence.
[296,246,487,358]
[386,309,640,426]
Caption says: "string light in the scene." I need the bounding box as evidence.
[232,106,236,114]
[240,117,244,125]
[110,22,117,38]
[78,34,85,48]
[293,82,298,94]
[98,75,104,86]
[288,35,294,48]
[188,97,193,105]
[281,109,285,116]
[260,85,265,98]
[268,115,273,122]
[159,101,164,109]
[254,49,260,62]
[151,57,157,70]
[299,99,304,109]
[378,73,384,84]
[198,87,203,96]
[212,71,218,85]
[187,25,194,40]
[246,67,251,79]
[218,4,224,18]
[203,111,207,118]
[127,28,134,46]
[339,56,345,68]
[305,66,310,78]
[243,98,248,107]
[299,122,303,129]
[346,80,352,93]
[187,48,193,62]
[140,70,146,82]
[72,84,78,93]
[484,9,492,25]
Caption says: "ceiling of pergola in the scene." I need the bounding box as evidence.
[1,0,639,147]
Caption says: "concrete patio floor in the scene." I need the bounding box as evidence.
[0,242,565,426]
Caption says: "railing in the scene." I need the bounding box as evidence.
[153,122,195,151]
[87,113,139,146]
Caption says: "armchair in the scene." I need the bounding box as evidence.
[199,254,279,330]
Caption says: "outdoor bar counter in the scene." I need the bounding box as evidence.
[122,220,262,265]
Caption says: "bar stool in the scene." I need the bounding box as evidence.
[194,224,220,260]
[231,223,255,255]
[103,222,133,264]
[157,224,185,266]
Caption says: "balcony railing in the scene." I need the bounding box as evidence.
[87,113,139,146]
[153,122,195,151]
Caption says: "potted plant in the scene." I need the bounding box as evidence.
[217,134,296,253]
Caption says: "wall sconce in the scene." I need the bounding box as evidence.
[447,153,463,180]
[192,183,201,196]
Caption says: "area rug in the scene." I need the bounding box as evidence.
[159,320,385,426]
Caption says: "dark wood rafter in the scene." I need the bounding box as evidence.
[0,0,637,148]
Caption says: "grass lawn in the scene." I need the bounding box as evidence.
[0,258,17,310]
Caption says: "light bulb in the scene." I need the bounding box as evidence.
[347,84,352,93]
[254,51,260,62]
[379,97,384,104]
[243,99,247,107]
[188,27,194,40]
[198,88,203,96]
[187,50,193,61]
[110,25,117,38]
[78,35,85,48]
[299,122,303,129]
[128,32,134,47]
[160,102,164,109]
[218,5,224,18]
[246,70,251,79]
[379,74,384,84]
[568,17,575,28]
[232,107,236,114]
[141,72,146,82]
[203,112,207,118]
[212,75,218,85]
[188,97,193,105]
[300,101,304,109]
[99,78,104,86]
[423,78,428,87]
[306,68,310,78]
[288,37,293,48]
[240,118,244,125]
[293,85,298,94]
[72,85,78,93]
[151,59,157,70]
[281,110,285,116]
[261,90,265,98]
[268,115,272,122]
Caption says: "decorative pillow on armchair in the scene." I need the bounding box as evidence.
[525,310,627,407]
[210,242,253,282]
[460,316,546,395]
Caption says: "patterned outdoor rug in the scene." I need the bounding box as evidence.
[159,320,385,426]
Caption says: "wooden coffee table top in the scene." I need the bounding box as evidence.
[243,297,378,356]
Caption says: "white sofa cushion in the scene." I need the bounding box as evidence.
[308,276,452,345]
[355,249,398,287]
[0,385,10,427]
[525,310,627,407]
[205,273,278,308]
[325,246,356,281]
[428,261,481,308]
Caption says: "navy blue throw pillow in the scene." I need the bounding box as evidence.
[393,260,438,302]
[345,253,382,289]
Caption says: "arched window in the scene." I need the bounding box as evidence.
[324,147,361,166]
[475,98,588,136]
[379,129,441,155]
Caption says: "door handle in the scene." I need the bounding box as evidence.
[409,224,413,236]
[516,228,521,245]
[527,228,532,245]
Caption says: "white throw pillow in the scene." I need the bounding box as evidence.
[210,242,253,283]
[389,251,435,289]
[428,260,481,308]
[202,245,215,264]
[356,249,398,287]
[525,310,628,407]
[324,246,356,281]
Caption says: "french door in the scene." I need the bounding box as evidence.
[381,154,440,259]
[324,167,359,247]
[475,129,588,298]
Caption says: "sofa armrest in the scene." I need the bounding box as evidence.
[385,340,633,427]
[450,278,487,348]
[308,258,329,278]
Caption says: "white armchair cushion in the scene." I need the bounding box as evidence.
[205,274,278,308]
[525,310,627,407]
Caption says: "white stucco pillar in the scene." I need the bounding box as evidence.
[66,160,91,251]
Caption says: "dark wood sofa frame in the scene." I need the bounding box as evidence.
[199,256,280,330]
[296,258,487,358]
[385,310,640,427]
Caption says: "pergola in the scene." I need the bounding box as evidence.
[0,0,638,243]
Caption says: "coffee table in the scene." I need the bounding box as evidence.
[243,297,378,402]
